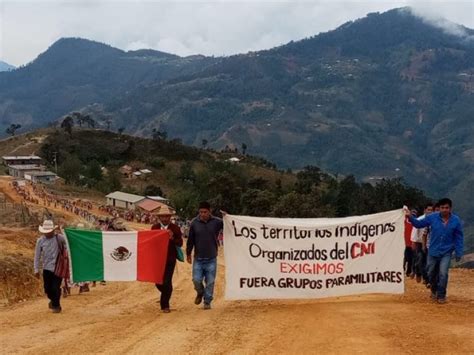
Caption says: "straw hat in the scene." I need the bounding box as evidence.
[157,205,175,216]
[38,220,56,234]
[111,219,126,230]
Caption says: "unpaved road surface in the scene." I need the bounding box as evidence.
[1,260,473,354]
[1,175,473,354]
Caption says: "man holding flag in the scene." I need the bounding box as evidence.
[151,205,183,313]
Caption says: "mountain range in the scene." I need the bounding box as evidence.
[0,61,15,72]
[0,7,473,238]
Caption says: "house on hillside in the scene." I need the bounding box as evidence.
[24,171,57,184]
[2,155,42,166]
[7,164,44,178]
[119,165,133,178]
[136,199,175,215]
[105,191,145,210]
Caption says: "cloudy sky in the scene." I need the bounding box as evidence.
[0,0,473,66]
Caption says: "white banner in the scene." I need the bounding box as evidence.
[224,209,405,300]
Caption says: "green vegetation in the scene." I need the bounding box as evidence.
[2,8,473,248]
[39,129,430,220]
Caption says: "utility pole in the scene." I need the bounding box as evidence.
[53,152,58,173]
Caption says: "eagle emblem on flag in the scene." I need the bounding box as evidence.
[111,246,132,261]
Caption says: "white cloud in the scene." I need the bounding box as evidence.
[409,4,474,38]
[1,0,473,66]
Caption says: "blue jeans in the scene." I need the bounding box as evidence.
[427,253,452,299]
[192,258,217,304]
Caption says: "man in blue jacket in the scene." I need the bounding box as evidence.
[406,198,464,304]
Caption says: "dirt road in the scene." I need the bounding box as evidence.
[1,258,473,354]
[1,176,473,354]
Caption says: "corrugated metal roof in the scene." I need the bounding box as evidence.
[136,199,164,212]
[146,195,169,201]
[25,171,56,177]
[8,164,43,170]
[105,191,145,203]
[2,155,42,160]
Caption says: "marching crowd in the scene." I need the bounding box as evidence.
[98,204,159,224]
[33,199,223,314]
[11,180,182,227]
[29,180,464,314]
[12,181,100,224]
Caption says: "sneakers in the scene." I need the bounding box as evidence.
[48,301,53,309]
[430,292,437,301]
[162,308,171,313]
[410,273,415,279]
[437,298,447,304]
[194,293,203,305]
[51,306,62,313]
[203,303,211,310]
[416,275,422,283]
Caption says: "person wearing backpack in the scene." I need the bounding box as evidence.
[151,205,183,313]
[34,220,67,313]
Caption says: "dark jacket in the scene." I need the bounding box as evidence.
[151,223,183,263]
[186,216,223,259]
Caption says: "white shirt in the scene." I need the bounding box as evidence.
[410,214,426,243]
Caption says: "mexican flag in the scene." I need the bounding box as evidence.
[64,229,169,284]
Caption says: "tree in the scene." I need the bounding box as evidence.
[295,166,322,193]
[178,162,196,184]
[59,155,82,184]
[72,112,85,127]
[143,184,164,197]
[84,115,96,128]
[5,123,21,136]
[105,118,112,131]
[106,168,122,192]
[149,157,165,169]
[118,127,125,135]
[241,143,248,155]
[241,189,274,216]
[202,139,208,148]
[335,175,359,217]
[86,160,103,181]
[61,116,74,137]
[152,128,167,140]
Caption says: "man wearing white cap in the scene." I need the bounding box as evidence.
[34,220,67,313]
[151,205,183,313]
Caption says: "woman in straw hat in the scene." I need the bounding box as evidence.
[34,220,67,313]
[151,205,183,313]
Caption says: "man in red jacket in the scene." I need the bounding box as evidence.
[152,205,183,313]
